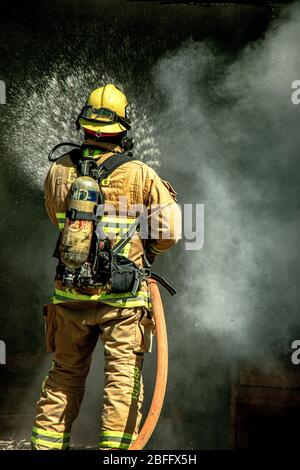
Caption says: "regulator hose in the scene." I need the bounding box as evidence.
[48,142,82,162]
[129,279,168,450]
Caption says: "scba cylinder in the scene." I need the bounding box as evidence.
[60,176,100,270]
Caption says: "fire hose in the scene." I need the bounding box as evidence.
[129,278,168,450]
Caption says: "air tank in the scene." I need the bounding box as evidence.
[60,176,99,270]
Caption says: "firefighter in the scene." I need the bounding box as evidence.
[31,84,181,450]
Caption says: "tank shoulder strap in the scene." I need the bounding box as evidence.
[97,153,137,183]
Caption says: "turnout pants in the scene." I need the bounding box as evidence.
[31,301,155,450]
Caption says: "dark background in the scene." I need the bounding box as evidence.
[0,0,299,450]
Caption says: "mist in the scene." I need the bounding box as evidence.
[154,3,300,365]
[145,3,300,448]
[0,0,299,450]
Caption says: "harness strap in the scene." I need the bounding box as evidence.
[69,148,137,183]
[97,153,136,182]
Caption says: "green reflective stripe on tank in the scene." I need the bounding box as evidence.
[101,216,136,225]
[56,212,66,230]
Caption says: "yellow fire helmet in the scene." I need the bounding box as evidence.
[77,84,131,136]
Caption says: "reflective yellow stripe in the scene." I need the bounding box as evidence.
[31,436,69,450]
[52,288,151,309]
[55,214,135,224]
[52,298,150,308]
[100,430,136,440]
[54,288,95,301]
[113,231,131,257]
[101,223,132,257]
[103,226,118,234]
[101,216,136,224]
[99,441,131,449]
[102,219,135,257]
[55,216,136,225]
[132,366,141,400]
[32,426,70,439]
[55,214,135,238]
[100,176,110,186]
[56,212,66,230]
[54,288,149,301]
[121,238,131,257]
[99,430,136,449]
[102,226,133,236]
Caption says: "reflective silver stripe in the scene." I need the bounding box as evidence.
[31,426,70,449]
[32,431,70,444]
[31,436,69,450]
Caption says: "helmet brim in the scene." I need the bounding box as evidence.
[79,118,127,133]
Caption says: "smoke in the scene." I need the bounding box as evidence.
[1,0,300,451]
[130,3,300,449]
[152,4,300,367]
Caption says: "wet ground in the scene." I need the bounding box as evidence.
[0,439,31,450]
[0,440,97,450]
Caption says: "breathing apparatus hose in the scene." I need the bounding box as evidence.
[129,279,168,450]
